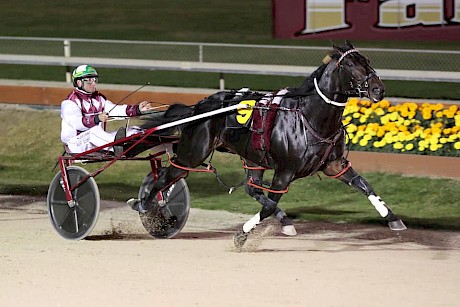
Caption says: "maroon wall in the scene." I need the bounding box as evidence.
[273,0,460,41]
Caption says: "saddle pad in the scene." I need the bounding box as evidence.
[251,89,288,151]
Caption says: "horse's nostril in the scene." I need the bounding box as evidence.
[371,87,385,101]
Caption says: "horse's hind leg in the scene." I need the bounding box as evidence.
[323,158,406,230]
[130,121,216,213]
[129,163,190,213]
[234,171,292,248]
[245,167,297,236]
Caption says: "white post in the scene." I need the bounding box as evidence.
[64,40,71,83]
[219,72,225,90]
[199,44,203,62]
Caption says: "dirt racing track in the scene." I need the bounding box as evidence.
[0,194,459,307]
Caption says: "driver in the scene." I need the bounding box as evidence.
[60,65,153,155]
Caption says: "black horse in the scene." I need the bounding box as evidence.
[138,41,406,248]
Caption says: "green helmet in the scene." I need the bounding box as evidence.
[72,65,98,86]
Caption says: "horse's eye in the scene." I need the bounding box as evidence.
[347,60,354,67]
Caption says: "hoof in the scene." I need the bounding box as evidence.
[233,230,249,250]
[281,225,297,236]
[388,219,407,231]
[127,198,149,213]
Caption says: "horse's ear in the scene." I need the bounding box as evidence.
[332,43,342,54]
[345,39,354,48]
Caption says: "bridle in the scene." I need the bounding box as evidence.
[314,48,380,106]
[335,48,380,99]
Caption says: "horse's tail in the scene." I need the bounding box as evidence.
[140,103,194,134]
[164,103,195,118]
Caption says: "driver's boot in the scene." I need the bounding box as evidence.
[113,127,126,156]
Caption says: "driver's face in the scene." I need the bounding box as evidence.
[77,77,98,93]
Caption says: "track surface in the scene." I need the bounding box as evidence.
[0,195,459,307]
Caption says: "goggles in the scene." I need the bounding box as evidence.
[82,77,98,84]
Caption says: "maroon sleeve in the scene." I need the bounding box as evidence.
[125,105,141,117]
[82,115,99,128]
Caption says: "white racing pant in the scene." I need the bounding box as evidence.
[66,125,142,154]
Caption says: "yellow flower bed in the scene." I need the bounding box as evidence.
[343,98,460,157]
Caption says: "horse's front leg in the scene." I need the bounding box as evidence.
[245,167,296,236]
[235,171,293,248]
[324,158,406,230]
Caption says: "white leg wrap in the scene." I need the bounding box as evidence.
[243,212,260,233]
[368,195,389,217]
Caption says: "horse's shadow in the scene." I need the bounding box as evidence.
[287,206,359,217]
[85,219,459,252]
[85,229,237,241]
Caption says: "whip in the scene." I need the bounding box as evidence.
[107,82,151,116]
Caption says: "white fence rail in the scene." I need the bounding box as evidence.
[1,36,459,89]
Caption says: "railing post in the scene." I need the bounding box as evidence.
[219,73,225,90]
[199,44,203,62]
[64,39,71,83]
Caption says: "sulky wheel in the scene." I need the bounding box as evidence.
[47,166,100,240]
[138,172,190,239]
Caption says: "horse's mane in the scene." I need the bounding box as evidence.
[289,40,370,97]
[289,62,328,96]
[302,63,327,91]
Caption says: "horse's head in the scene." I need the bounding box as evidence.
[328,41,385,102]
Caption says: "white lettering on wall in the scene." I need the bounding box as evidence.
[451,0,460,23]
[298,0,349,34]
[297,0,460,35]
[378,0,445,27]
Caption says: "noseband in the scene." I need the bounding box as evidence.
[354,71,378,97]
